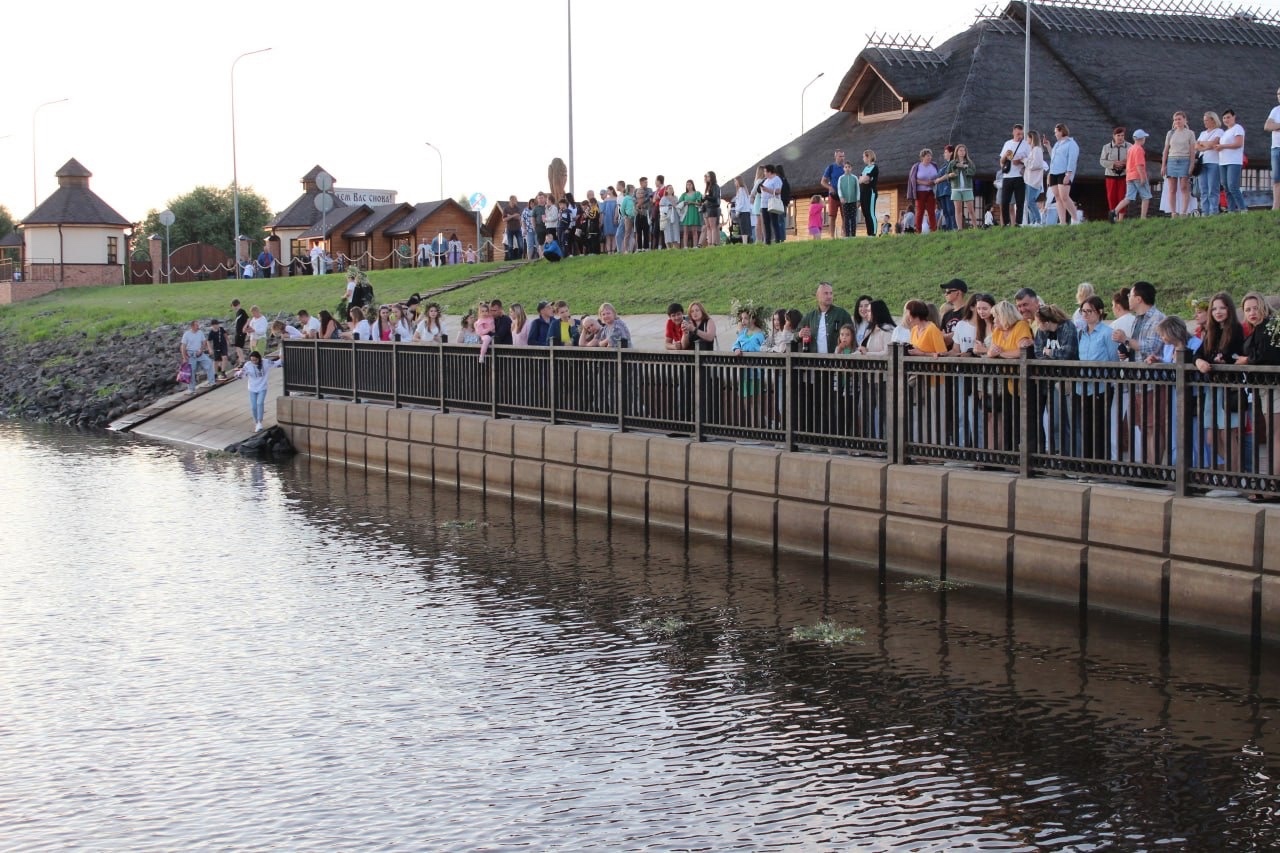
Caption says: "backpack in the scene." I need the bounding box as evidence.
[353,280,374,308]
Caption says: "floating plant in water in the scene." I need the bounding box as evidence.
[438,519,485,530]
[638,616,689,637]
[790,621,865,645]
[900,577,970,592]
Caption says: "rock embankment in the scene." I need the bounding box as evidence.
[0,325,187,427]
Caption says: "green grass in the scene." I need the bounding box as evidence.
[443,212,1280,317]
[0,263,506,343]
[3,213,1277,344]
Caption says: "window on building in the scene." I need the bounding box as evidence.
[860,78,904,120]
[106,236,118,265]
[1243,169,1271,192]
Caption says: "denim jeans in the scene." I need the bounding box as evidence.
[769,210,786,243]
[937,195,956,231]
[187,353,216,391]
[1222,163,1245,212]
[1024,183,1042,224]
[249,389,267,423]
[1199,162,1221,215]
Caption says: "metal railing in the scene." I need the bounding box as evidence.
[281,339,1280,497]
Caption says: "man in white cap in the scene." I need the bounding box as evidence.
[1110,129,1151,222]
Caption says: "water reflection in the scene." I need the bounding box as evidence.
[1,421,1277,850]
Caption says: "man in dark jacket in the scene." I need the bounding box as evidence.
[527,301,554,346]
[490,299,513,346]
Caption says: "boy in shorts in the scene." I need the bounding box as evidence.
[1111,129,1151,221]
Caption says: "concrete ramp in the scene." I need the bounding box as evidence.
[125,371,283,450]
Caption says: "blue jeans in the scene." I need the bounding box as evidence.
[1199,162,1221,215]
[249,389,267,423]
[1222,163,1245,212]
[937,194,956,230]
[1024,183,1042,224]
[769,210,786,243]
[187,353,216,391]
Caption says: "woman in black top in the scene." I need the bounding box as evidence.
[681,302,717,350]
[1242,291,1280,498]
[1194,291,1247,470]
[702,171,721,247]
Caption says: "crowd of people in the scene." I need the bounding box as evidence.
[179,266,1280,503]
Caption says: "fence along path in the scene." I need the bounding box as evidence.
[281,340,1280,500]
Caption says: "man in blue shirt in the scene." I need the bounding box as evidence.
[818,149,847,239]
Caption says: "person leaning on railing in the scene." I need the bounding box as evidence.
[1241,292,1280,501]
[1034,305,1079,456]
[1075,296,1119,460]
[1194,292,1249,474]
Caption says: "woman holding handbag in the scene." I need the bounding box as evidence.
[760,165,785,245]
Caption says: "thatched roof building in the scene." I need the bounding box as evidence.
[732,0,1280,226]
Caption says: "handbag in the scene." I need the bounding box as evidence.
[176,361,192,384]
[1191,153,1204,177]
[767,196,785,214]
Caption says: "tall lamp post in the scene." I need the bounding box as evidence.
[231,47,271,268]
[800,73,824,135]
[567,0,575,197]
[424,142,444,199]
[1022,0,1033,223]
[33,98,69,210]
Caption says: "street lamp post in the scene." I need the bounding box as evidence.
[32,98,69,210]
[424,142,444,200]
[567,0,575,197]
[231,47,271,268]
[800,73,824,135]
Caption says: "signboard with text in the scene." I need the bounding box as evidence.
[334,188,398,205]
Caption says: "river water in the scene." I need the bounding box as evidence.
[1,421,1278,850]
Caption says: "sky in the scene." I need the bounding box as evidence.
[4,0,1278,225]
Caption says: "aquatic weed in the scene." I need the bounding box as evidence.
[900,577,971,592]
[638,616,689,637]
[790,621,865,645]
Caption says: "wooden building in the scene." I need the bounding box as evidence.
[265,165,350,273]
[731,0,1280,232]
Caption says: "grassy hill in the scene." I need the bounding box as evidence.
[2,212,1277,343]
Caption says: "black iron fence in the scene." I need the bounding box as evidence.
[281,339,1280,498]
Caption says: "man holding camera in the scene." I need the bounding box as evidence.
[1099,127,1131,216]
[999,124,1029,226]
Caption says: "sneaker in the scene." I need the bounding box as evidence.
[205,382,216,388]
[254,422,262,432]
[1107,210,1117,224]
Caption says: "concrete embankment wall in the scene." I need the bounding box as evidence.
[276,396,1280,643]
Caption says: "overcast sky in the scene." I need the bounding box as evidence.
[5,0,1278,224]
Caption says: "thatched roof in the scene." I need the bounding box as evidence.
[732,1,1280,195]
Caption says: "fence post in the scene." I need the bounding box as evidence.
[1018,355,1031,479]
[548,346,558,425]
[392,343,400,409]
[615,348,625,431]
[350,343,358,403]
[313,341,321,399]
[490,347,499,420]
[1174,354,1189,497]
[784,352,795,452]
[889,345,905,465]
[693,350,703,443]
[437,343,447,413]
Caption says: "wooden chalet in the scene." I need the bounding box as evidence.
[265,165,349,273]
[732,0,1280,232]
[381,200,485,262]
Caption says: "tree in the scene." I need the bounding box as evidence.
[136,185,273,260]
[0,205,14,241]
